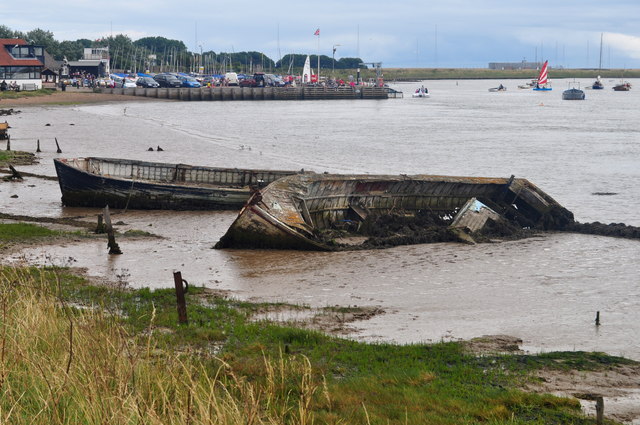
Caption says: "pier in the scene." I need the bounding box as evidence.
[99,86,390,101]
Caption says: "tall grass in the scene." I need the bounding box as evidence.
[0,266,321,424]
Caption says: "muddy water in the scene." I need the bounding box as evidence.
[2,78,640,360]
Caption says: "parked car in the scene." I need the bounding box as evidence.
[224,72,239,86]
[136,77,160,88]
[120,79,137,88]
[239,77,257,87]
[153,74,182,88]
[201,76,219,87]
[176,75,201,88]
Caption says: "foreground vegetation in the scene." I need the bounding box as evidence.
[0,262,632,424]
[0,88,55,100]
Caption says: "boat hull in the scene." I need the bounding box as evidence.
[54,157,301,210]
[216,173,573,251]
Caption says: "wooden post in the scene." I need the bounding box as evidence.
[595,396,604,425]
[103,206,122,254]
[595,311,600,326]
[36,139,41,153]
[55,137,62,153]
[95,214,105,233]
[5,135,9,151]
[173,271,189,325]
[8,165,23,181]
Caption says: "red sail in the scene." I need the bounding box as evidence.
[537,60,549,85]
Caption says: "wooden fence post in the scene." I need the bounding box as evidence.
[595,396,604,425]
[173,271,189,325]
[103,206,122,254]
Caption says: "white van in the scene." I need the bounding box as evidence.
[224,72,239,86]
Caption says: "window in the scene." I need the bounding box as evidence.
[0,66,41,79]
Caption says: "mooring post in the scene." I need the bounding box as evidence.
[8,164,23,181]
[55,137,62,153]
[5,135,9,151]
[103,206,122,254]
[595,311,601,326]
[595,396,604,425]
[36,139,41,153]
[173,271,189,325]
[95,214,105,233]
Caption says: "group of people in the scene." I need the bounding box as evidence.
[0,80,20,91]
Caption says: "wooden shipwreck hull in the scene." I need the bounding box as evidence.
[54,157,302,210]
[216,173,574,251]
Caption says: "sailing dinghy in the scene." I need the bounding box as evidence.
[533,60,552,91]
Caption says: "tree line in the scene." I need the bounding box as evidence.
[0,25,365,74]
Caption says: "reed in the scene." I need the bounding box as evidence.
[0,266,321,424]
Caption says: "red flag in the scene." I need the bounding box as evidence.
[314,28,320,36]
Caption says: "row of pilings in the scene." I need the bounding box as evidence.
[99,85,389,100]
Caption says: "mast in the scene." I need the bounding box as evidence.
[598,33,603,71]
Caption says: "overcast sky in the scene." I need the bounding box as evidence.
[7,0,640,68]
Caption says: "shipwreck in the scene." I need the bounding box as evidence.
[215,173,575,251]
[54,157,304,210]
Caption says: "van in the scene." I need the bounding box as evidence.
[224,72,239,86]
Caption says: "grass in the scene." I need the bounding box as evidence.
[0,264,632,424]
[0,88,55,100]
[0,222,61,240]
[332,67,640,82]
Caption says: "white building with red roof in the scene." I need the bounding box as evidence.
[0,38,46,90]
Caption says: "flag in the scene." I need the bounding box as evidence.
[314,28,320,36]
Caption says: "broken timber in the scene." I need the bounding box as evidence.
[215,173,574,251]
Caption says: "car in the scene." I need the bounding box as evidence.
[153,74,182,88]
[201,76,219,87]
[176,75,201,88]
[136,77,160,88]
[224,72,239,86]
[239,77,257,87]
[120,79,137,88]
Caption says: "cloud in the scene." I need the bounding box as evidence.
[604,32,640,60]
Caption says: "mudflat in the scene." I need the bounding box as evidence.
[0,90,168,106]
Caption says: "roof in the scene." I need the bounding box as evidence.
[68,60,102,67]
[0,38,43,67]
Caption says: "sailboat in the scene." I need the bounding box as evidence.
[532,60,552,91]
[302,55,311,84]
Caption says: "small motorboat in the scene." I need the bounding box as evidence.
[488,84,507,92]
[562,88,585,100]
[613,82,631,91]
[412,86,430,98]
[591,76,604,90]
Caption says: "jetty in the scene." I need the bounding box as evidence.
[99,86,390,101]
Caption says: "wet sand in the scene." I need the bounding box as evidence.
[0,89,168,107]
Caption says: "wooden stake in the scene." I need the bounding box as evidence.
[8,164,23,181]
[36,139,41,153]
[595,396,604,425]
[595,311,600,326]
[95,214,105,233]
[5,135,9,151]
[103,206,122,254]
[55,137,62,153]
[173,271,189,325]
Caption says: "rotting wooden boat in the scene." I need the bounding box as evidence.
[215,173,574,251]
[54,157,305,210]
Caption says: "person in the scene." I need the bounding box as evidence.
[10,81,18,91]
[0,80,6,91]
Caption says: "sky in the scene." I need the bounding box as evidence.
[6,0,640,69]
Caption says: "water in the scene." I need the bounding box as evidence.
[2,78,639,360]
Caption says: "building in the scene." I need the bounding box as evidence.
[66,47,110,77]
[0,38,45,89]
[488,60,541,70]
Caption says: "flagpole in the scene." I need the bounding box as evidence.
[317,32,320,82]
